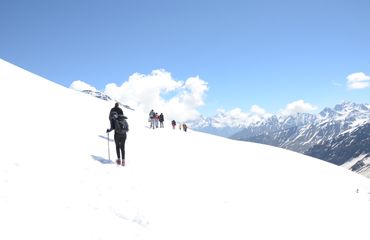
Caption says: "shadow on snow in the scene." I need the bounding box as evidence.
[91,155,114,164]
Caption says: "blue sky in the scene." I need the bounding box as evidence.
[1,0,370,118]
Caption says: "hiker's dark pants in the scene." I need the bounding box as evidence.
[114,133,127,160]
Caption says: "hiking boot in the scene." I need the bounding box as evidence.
[121,159,125,166]
[116,159,121,165]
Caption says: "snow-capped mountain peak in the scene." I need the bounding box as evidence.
[333,101,369,112]
[319,107,338,119]
[191,99,370,177]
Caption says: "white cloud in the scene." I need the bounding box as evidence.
[250,105,268,116]
[226,108,250,122]
[70,80,97,91]
[212,101,318,128]
[280,100,317,116]
[346,72,370,89]
[104,69,208,122]
[213,105,271,128]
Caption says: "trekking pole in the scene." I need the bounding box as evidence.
[107,131,111,162]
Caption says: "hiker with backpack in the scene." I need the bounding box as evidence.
[107,105,129,166]
[183,123,188,132]
[159,113,164,128]
[149,109,155,129]
[109,102,123,130]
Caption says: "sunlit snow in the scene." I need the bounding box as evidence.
[1,59,370,240]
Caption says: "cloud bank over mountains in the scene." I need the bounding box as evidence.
[280,100,317,116]
[72,70,368,123]
[211,100,317,127]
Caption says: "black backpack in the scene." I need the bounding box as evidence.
[109,111,118,121]
[159,114,164,122]
[115,117,129,134]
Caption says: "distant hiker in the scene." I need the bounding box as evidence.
[159,113,164,128]
[183,123,188,132]
[171,120,176,129]
[109,102,123,130]
[155,112,159,128]
[107,114,129,166]
[149,109,155,129]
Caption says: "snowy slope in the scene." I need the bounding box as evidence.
[1,59,370,240]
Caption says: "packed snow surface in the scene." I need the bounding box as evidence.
[1,59,370,240]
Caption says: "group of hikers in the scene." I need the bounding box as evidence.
[171,119,188,132]
[149,109,164,129]
[149,109,188,132]
[106,103,189,166]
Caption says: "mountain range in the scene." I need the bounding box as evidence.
[190,102,370,177]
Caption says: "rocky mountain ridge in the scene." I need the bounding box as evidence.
[190,102,370,177]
